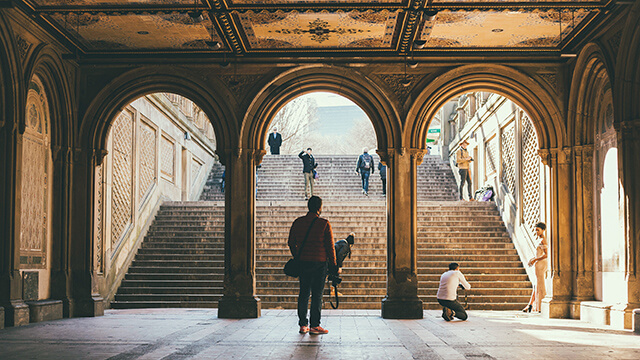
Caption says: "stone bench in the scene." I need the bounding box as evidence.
[25,300,63,323]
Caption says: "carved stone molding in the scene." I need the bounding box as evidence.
[253,149,267,165]
[220,75,263,101]
[538,73,558,92]
[15,34,32,61]
[376,149,389,165]
[94,148,109,166]
[538,148,551,166]
[378,74,416,104]
[409,148,426,165]
[608,30,622,58]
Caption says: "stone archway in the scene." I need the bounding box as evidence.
[71,67,236,317]
[406,65,565,152]
[405,64,576,318]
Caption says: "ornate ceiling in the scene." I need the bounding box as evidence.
[16,0,611,57]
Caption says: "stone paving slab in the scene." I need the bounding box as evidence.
[0,309,638,360]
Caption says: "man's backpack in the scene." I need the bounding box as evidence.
[362,154,372,170]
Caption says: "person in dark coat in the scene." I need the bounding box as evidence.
[298,148,317,200]
[378,163,386,196]
[268,128,283,155]
[355,147,374,196]
[331,233,355,297]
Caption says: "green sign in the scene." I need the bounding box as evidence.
[426,139,435,143]
[428,129,441,133]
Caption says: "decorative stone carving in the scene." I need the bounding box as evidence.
[521,114,542,235]
[111,109,134,247]
[15,34,32,61]
[220,75,263,101]
[539,73,558,92]
[608,30,622,58]
[95,163,104,274]
[378,74,416,105]
[139,119,157,202]
[485,135,498,176]
[500,120,516,195]
[20,75,50,269]
[160,135,175,182]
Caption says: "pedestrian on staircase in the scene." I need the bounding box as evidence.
[299,148,317,200]
[456,140,474,201]
[356,147,375,196]
[330,233,355,297]
[268,127,282,155]
[378,163,386,196]
[437,262,471,321]
[288,196,336,335]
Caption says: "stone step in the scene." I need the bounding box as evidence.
[127,266,224,274]
[124,273,223,281]
[116,287,224,295]
[111,301,218,309]
[130,260,224,267]
[120,280,222,287]
[418,267,527,274]
[135,254,224,261]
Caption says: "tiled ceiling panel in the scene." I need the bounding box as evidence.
[238,10,400,49]
[229,0,404,4]
[420,10,593,48]
[47,12,224,51]
[32,0,195,5]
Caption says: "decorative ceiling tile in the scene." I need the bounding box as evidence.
[31,0,194,5]
[238,10,399,49]
[229,0,403,4]
[431,0,601,2]
[419,9,592,48]
[47,12,224,51]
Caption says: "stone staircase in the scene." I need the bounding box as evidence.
[111,202,224,309]
[112,154,531,310]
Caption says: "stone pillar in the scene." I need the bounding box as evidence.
[380,148,424,319]
[65,148,104,317]
[570,145,595,318]
[540,148,574,318]
[217,148,263,318]
[468,93,477,119]
[0,123,30,326]
[611,120,640,329]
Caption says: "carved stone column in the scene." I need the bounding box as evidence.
[570,145,595,318]
[611,120,640,329]
[217,148,264,318]
[66,148,104,317]
[379,148,424,319]
[540,148,574,318]
[0,123,30,326]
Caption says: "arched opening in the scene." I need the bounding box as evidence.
[19,74,54,304]
[416,90,547,311]
[254,91,386,309]
[98,92,222,309]
[597,148,625,303]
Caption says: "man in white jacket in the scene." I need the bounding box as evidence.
[437,262,471,321]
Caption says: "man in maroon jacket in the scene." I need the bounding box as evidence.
[288,196,336,335]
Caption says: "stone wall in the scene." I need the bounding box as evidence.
[446,93,547,285]
[95,93,217,305]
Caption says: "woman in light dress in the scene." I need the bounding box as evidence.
[523,222,548,313]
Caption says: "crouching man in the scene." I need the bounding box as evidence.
[437,262,471,321]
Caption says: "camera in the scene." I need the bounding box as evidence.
[328,273,342,287]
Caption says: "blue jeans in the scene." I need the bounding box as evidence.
[361,171,370,193]
[298,261,328,327]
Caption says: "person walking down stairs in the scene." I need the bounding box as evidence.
[298,148,318,200]
[356,147,375,196]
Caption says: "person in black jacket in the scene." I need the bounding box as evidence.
[330,233,355,297]
[355,147,374,196]
[267,128,282,155]
[299,148,317,200]
[378,163,386,196]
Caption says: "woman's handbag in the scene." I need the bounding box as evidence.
[283,217,318,278]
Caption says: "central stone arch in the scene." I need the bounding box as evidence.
[241,65,401,155]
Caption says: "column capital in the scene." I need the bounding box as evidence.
[252,149,267,165]
[93,148,109,166]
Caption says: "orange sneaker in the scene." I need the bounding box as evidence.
[299,326,309,334]
[309,326,329,335]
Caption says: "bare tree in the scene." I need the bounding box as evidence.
[269,97,319,154]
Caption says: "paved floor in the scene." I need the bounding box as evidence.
[0,309,638,360]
